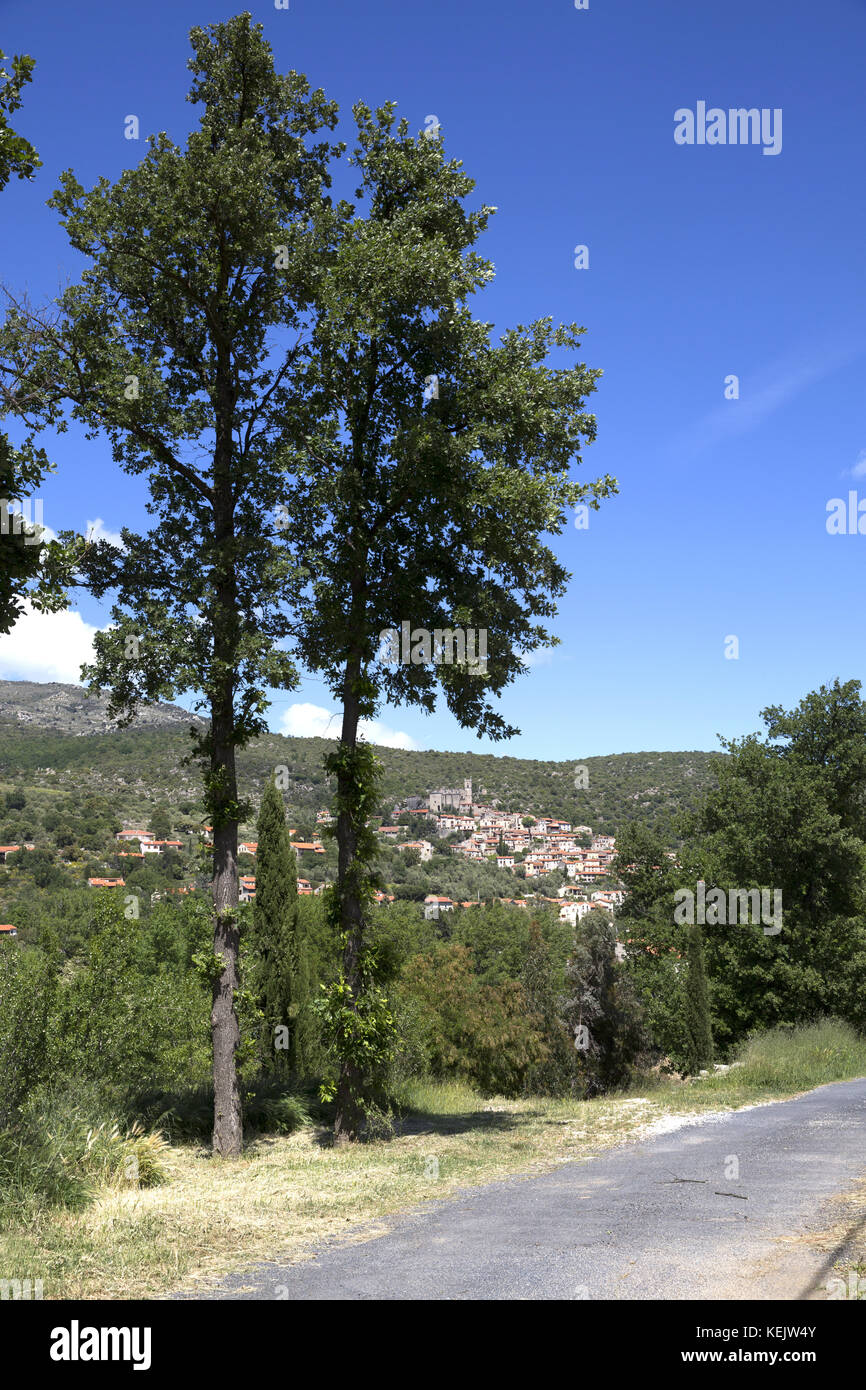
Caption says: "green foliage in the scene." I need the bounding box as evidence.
[452,901,569,986]
[250,778,310,1074]
[689,679,866,1050]
[399,942,547,1096]
[0,715,722,841]
[314,973,397,1109]
[0,50,40,187]
[0,54,76,635]
[129,1077,312,1143]
[617,680,866,1062]
[562,909,648,1097]
[616,819,690,1066]
[48,898,210,1092]
[320,742,398,1134]
[697,1019,866,1095]
[148,804,172,840]
[520,922,576,1096]
[0,943,56,1125]
[683,923,714,1075]
[0,1081,167,1229]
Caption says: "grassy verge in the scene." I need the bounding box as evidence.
[2,1020,865,1300]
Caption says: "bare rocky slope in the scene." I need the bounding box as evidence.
[0,680,204,737]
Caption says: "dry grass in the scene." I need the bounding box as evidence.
[771,1175,866,1299]
[0,1069,835,1301]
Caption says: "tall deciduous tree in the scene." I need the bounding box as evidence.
[689,679,866,1049]
[0,51,39,187]
[617,680,866,1055]
[279,104,616,1138]
[0,49,70,633]
[0,15,340,1155]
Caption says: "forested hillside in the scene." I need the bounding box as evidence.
[0,682,722,837]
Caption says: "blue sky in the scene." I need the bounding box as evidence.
[1,0,865,759]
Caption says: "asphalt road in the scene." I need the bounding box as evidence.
[182,1078,866,1300]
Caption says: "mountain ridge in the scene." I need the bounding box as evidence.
[0,680,723,835]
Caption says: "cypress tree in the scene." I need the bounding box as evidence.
[520,921,573,1096]
[252,779,306,1075]
[683,922,714,1075]
[562,909,647,1097]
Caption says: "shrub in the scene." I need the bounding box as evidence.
[0,944,56,1127]
[47,901,211,1092]
[399,943,547,1096]
[129,1078,313,1143]
[562,909,648,1097]
[0,1083,167,1228]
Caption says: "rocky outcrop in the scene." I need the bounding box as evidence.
[0,680,204,736]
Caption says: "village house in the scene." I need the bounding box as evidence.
[423,894,455,920]
[558,883,587,900]
[559,900,594,925]
[439,814,475,833]
[0,924,18,938]
[87,877,125,888]
[592,889,626,908]
[396,839,434,861]
[454,841,486,861]
[239,875,256,903]
[141,839,184,856]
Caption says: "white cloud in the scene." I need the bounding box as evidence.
[359,719,419,750]
[85,517,124,549]
[667,338,865,458]
[521,648,554,669]
[279,702,342,739]
[278,701,418,749]
[848,450,866,479]
[0,601,101,684]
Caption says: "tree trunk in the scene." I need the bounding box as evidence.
[211,679,243,1157]
[333,648,365,1143]
[210,365,242,1157]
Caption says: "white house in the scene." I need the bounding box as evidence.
[396,839,434,862]
[423,894,454,920]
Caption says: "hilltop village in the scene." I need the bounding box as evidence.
[0,776,625,938]
[332,776,623,926]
